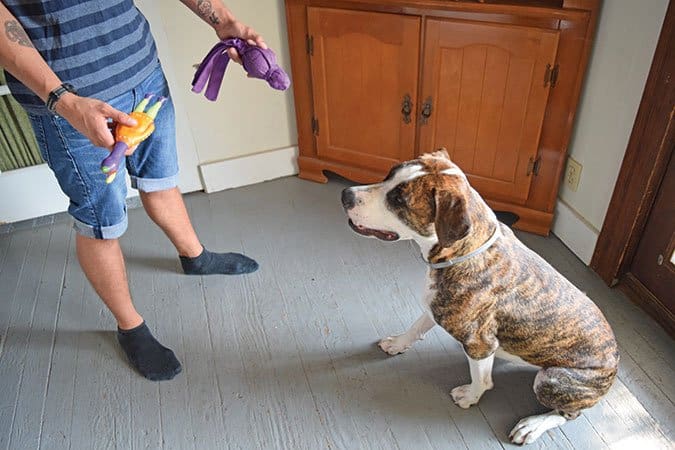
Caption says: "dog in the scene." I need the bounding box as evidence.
[341,150,618,445]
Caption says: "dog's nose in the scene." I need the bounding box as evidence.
[341,188,356,210]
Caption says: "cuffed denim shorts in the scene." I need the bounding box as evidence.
[28,62,178,240]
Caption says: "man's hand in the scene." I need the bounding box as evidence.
[216,18,267,64]
[55,93,138,153]
[178,1,267,65]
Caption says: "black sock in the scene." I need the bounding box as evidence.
[116,322,182,381]
[180,247,259,275]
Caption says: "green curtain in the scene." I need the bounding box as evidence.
[0,69,43,171]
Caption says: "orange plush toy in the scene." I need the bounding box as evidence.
[100,93,166,183]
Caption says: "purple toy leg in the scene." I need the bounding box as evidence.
[100,141,128,183]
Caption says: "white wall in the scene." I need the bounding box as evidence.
[136,0,203,193]
[552,0,669,264]
[155,1,298,165]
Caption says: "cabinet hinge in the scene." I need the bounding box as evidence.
[306,35,314,56]
[544,63,559,88]
[527,156,542,176]
[311,116,319,136]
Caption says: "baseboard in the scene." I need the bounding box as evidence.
[199,146,299,194]
[0,163,139,224]
[1,164,70,223]
[551,198,599,265]
[620,273,675,338]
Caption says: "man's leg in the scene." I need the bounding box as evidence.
[77,234,182,381]
[76,234,142,329]
[138,187,202,257]
[139,187,258,275]
[27,88,182,381]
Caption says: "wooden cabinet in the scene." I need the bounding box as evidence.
[285,0,601,235]
[420,18,559,204]
[308,8,420,172]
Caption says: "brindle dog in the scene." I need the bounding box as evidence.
[341,150,618,445]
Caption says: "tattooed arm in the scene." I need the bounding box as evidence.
[178,1,266,63]
[0,3,63,103]
[0,2,136,149]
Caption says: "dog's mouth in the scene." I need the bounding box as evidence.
[348,219,399,241]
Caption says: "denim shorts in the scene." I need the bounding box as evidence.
[28,62,179,239]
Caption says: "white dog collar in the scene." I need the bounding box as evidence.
[424,225,501,270]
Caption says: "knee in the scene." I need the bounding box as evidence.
[533,367,614,416]
[461,334,498,360]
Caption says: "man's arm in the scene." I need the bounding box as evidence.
[0,3,63,103]
[178,1,266,63]
[0,2,136,150]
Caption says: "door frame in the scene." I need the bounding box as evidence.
[590,0,674,336]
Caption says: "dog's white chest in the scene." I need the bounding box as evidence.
[421,269,437,313]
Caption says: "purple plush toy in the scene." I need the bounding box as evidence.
[192,38,290,101]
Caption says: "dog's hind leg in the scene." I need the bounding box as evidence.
[378,312,436,355]
[509,411,568,445]
[510,366,616,444]
[450,353,495,408]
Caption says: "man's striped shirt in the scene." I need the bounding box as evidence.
[3,0,158,115]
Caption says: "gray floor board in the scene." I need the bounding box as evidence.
[0,227,51,449]
[12,221,71,450]
[39,227,87,450]
[126,214,166,450]
[1,176,674,450]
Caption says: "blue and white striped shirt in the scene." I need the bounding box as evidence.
[3,0,158,115]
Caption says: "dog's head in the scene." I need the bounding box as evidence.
[341,150,487,249]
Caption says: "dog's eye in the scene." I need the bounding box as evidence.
[386,185,407,208]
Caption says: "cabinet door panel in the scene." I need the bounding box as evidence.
[308,7,420,171]
[420,18,559,203]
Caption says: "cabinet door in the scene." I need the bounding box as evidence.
[308,7,420,172]
[419,19,559,203]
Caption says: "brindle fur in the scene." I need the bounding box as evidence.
[352,150,619,420]
[420,154,619,417]
[430,222,618,415]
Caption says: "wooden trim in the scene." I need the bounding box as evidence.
[298,155,384,183]
[619,273,675,338]
[295,0,591,21]
[485,199,553,235]
[298,156,554,235]
[522,11,591,212]
[286,1,316,161]
[590,0,674,285]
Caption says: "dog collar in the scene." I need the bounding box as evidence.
[424,225,501,270]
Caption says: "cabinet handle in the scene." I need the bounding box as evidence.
[420,97,433,124]
[401,94,413,124]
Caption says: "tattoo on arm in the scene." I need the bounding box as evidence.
[4,20,34,48]
[196,0,220,25]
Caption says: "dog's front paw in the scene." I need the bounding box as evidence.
[378,335,413,355]
[450,384,483,409]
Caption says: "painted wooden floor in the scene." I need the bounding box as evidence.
[0,176,673,450]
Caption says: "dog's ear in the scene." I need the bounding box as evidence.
[422,148,450,159]
[434,190,471,247]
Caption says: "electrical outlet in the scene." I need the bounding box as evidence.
[565,157,582,192]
